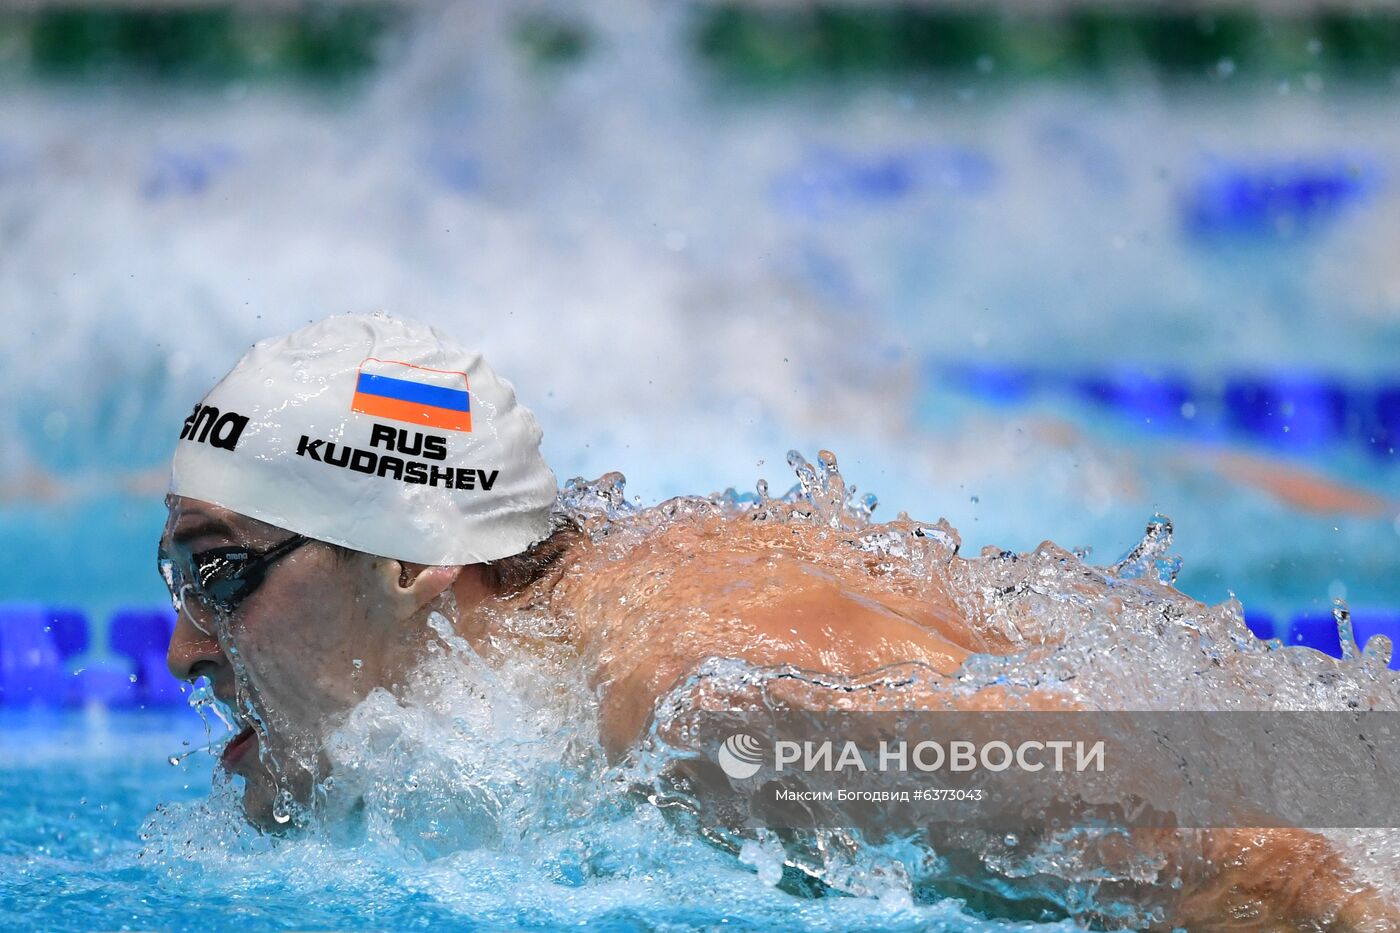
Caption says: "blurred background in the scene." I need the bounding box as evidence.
[1,0,1398,706]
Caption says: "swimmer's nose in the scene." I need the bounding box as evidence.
[166,608,226,683]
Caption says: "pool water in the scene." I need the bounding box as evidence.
[0,664,1088,931]
[9,468,1400,930]
[2,3,1399,929]
[2,712,1087,932]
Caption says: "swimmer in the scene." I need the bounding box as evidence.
[161,313,1396,928]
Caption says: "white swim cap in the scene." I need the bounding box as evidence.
[170,312,558,565]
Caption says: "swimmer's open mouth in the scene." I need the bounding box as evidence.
[221,725,257,769]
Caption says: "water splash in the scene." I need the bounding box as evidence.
[1109,513,1182,586]
[602,452,1400,922]
[139,450,1400,927]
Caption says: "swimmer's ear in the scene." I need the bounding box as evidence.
[389,561,460,615]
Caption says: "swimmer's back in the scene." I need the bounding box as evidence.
[552,515,972,755]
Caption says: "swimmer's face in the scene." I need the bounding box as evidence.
[161,495,459,828]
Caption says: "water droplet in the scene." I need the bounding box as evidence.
[1334,601,1360,662]
[1363,634,1394,671]
[1112,514,1174,579]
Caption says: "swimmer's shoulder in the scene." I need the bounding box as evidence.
[544,515,825,641]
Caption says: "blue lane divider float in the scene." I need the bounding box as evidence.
[1070,369,1196,434]
[72,657,140,708]
[771,144,996,217]
[1370,386,1400,459]
[0,604,70,706]
[1243,610,1276,642]
[1282,611,1346,660]
[938,362,1040,406]
[1182,156,1378,240]
[931,361,1398,463]
[46,607,140,708]
[108,608,186,706]
[1224,375,1351,450]
[47,607,89,660]
[0,603,191,708]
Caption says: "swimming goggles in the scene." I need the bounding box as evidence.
[159,534,311,617]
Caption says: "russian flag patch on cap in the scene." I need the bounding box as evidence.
[351,358,471,432]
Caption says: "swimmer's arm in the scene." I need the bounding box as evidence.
[586,574,972,757]
[588,592,1396,923]
[1160,827,1398,929]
